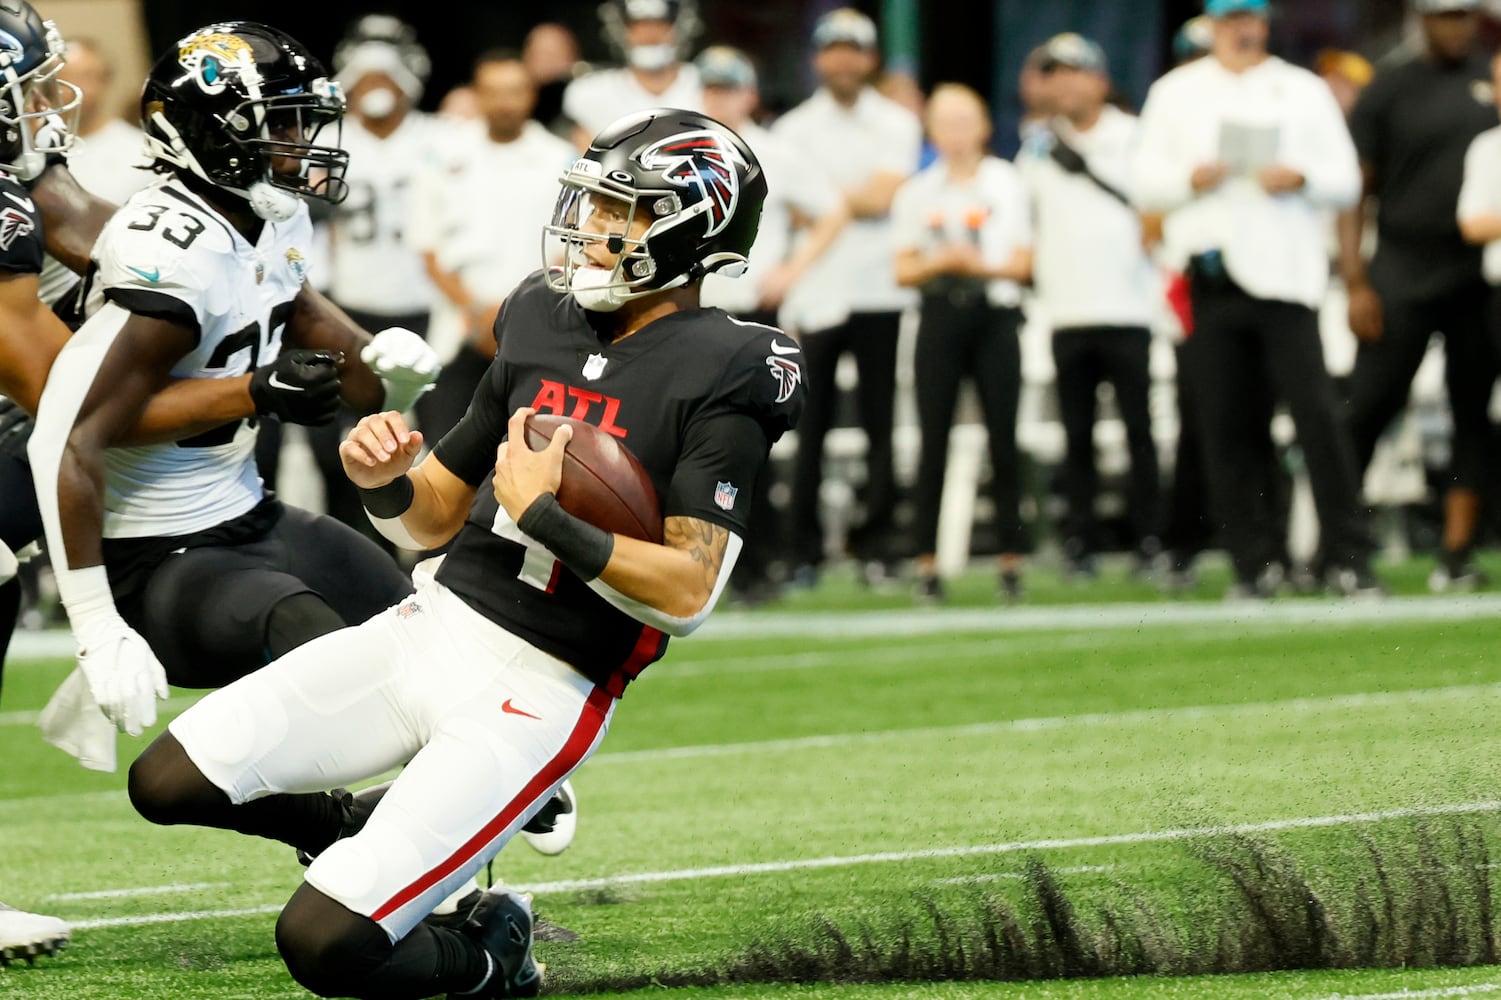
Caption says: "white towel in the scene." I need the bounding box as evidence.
[38,667,118,773]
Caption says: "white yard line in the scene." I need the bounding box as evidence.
[43,881,227,902]
[65,800,1501,932]
[696,594,1501,640]
[6,681,1500,810]
[589,680,1501,765]
[509,800,1501,896]
[72,904,281,930]
[8,593,1501,665]
[1312,985,1501,1000]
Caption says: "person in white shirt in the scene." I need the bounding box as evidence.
[259,16,451,550]
[561,0,702,151]
[696,45,850,603]
[57,38,152,205]
[411,52,576,442]
[1017,33,1162,580]
[773,7,922,582]
[1132,0,1380,598]
[892,84,1032,602]
[1458,50,1501,303]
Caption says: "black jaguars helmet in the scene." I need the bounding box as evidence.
[141,22,348,222]
[544,108,765,311]
[0,0,80,181]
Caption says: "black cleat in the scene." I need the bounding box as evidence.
[448,889,544,998]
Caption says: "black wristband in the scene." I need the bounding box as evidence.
[358,476,415,518]
[517,493,615,582]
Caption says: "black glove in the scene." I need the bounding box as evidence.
[1048,136,1088,175]
[250,349,342,426]
[0,395,33,458]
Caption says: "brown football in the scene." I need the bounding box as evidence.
[523,414,663,543]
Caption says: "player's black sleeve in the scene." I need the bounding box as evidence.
[1347,71,1389,171]
[663,409,772,535]
[431,357,509,486]
[0,178,44,276]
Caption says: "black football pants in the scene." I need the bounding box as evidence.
[910,297,1024,555]
[1188,278,1372,581]
[788,310,901,561]
[1051,325,1160,554]
[1344,282,1496,493]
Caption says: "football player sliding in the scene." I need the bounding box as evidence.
[119,106,803,999]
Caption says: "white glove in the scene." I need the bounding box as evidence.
[361,327,441,414]
[56,566,169,737]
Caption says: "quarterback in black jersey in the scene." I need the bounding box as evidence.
[127,108,803,1000]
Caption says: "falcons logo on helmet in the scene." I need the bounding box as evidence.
[639,130,746,238]
[0,206,32,251]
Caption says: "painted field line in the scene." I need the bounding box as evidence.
[696,594,1501,640]
[44,881,227,902]
[511,799,1501,896]
[9,593,1501,664]
[1313,984,1501,1000]
[7,680,1499,811]
[590,680,1501,765]
[69,800,1501,931]
[72,904,281,930]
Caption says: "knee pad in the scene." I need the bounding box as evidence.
[265,592,345,660]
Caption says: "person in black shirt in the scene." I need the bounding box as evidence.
[124,108,801,1000]
[1340,0,1499,590]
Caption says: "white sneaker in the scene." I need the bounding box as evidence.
[519,780,576,856]
[0,902,70,966]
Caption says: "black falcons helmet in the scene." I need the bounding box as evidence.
[544,108,766,304]
[0,0,79,180]
[141,22,348,211]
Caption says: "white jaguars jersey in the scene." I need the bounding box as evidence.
[75,178,312,539]
[327,113,447,314]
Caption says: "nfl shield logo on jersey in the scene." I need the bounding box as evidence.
[582,353,608,380]
[714,481,738,511]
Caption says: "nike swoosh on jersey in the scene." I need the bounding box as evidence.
[501,698,542,720]
[769,340,800,356]
[4,191,33,213]
[266,373,304,392]
[126,265,161,283]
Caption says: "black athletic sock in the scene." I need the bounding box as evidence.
[0,577,18,701]
[129,732,348,856]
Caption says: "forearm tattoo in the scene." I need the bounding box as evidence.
[664,516,729,593]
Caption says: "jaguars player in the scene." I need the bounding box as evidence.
[0,4,335,964]
[27,21,446,748]
[122,108,802,1000]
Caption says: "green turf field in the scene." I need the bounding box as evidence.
[5,560,1501,999]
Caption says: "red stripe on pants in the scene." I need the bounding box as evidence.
[370,685,613,922]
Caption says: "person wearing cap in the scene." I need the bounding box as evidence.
[561,0,703,151]
[773,7,923,584]
[696,45,850,602]
[409,51,577,444]
[1340,0,1498,592]
[1017,33,1161,581]
[892,83,1033,602]
[1133,0,1382,599]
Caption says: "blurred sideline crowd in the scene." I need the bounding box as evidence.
[34,0,1501,611]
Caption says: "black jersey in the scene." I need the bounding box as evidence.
[1350,51,1497,299]
[0,171,44,278]
[432,271,804,696]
